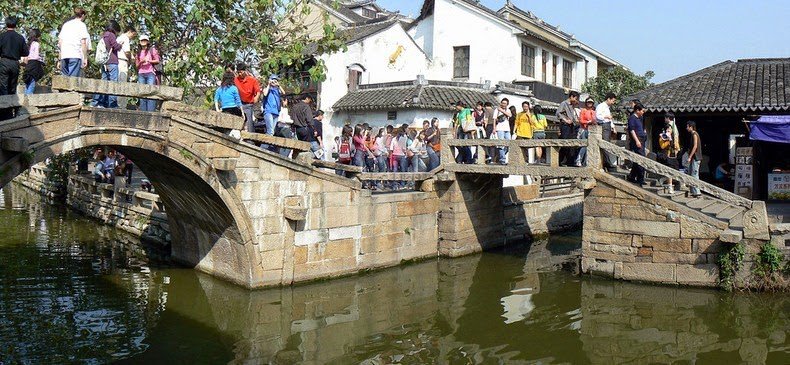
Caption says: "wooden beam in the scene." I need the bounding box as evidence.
[240,131,311,151]
[161,101,244,130]
[311,159,363,173]
[51,75,184,101]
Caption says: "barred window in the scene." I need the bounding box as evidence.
[521,44,535,77]
[563,60,574,88]
[453,46,470,79]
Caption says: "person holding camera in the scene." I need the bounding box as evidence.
[262,74,285,136]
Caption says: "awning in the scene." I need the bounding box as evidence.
[750,115,790,144]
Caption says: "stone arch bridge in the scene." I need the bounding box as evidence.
[0,76,776,289]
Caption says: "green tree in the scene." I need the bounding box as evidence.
[582,66,655,121]
[0,0,345,90]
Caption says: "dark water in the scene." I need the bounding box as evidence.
[0,185,789,365]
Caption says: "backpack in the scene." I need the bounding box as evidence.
[95,36,110,65]
[338,138,352,163]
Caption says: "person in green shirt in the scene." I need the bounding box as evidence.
[453,101,474,164]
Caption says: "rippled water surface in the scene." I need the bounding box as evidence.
[0,185,789,364]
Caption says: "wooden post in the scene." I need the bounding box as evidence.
[440,128,453,166]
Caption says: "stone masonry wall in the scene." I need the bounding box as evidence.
[230,153,440,286]
[581,180,729,287]
[503,186,584,241]
[436,175,505,257]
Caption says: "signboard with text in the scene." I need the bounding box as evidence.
[768,173,790,200]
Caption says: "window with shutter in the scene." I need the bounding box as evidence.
[348,69,361,92]
[563,60,573,88]
[453,46,470,79]
[541,51,548,82]
[521,44,535,77]
[552,56,558,85]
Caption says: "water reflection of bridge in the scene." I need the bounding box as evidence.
[120,237,788,364]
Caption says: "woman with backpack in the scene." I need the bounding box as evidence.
[135,34,160,111]
[22,28,44,94]
[91,20,123,108]
[214,71,243,116]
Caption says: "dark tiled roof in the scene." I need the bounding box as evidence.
[627,58,790,113]
[339,17,399,44]
[333,81,499,111]
[317,0,367,23]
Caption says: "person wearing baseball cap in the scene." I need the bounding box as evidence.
[262,72,286,151]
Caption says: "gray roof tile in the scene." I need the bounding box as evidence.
[627,58,790,113]
[333,82,499,111]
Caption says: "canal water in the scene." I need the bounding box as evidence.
[1,185,788,364]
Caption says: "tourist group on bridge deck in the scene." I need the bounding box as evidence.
[0,11,708,193]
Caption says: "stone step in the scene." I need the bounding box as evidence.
[701,202,730,216]
[658,189,686,198]
[671,195,695,204]
[717,206,746,220]
[729,212,745,229]
[719,228,743,243]
[686,197,717,210]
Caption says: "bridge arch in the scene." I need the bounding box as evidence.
[0,126,261,288]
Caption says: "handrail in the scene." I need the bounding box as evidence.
[445,138,587,148]
[598,139,753,209]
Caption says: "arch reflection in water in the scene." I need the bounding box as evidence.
[0,185,168,364]
[1,185,789,364]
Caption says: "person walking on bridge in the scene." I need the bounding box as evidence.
[556,91,580,166]
[595,93,618,170]
[135,35,160,111]
[234,63,261,135]
[91,20,123,108]
[627,103,647,185]
[685,121,703,197]
[0,16,28,96]
[58,7,90,77]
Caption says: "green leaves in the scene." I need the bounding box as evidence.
[582,66,654,121]
[1,0,344,91]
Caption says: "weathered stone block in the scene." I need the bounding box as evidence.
[328,226,362,241]
[326,206,359,228]
[502,184,539,204]
[584,251,637,263]
[294,229,327,246]
[396,198,440,217]
[591,243,638,256]
[676,264,718,286]
[621,263,676,283]
[260,249,285,271]
[360,233,404,254]
[323,191,356,207]
[693,239,724,254]
[680,215,721,239]
[359,249,400,269]
[620,205,666,221]
[652,251,706,265]
[584,202,615,217]
[588,217,680,238]
[294,246,307,265]
[641,237,693,253]
[589,183,617,198]
[583,229,633,246]
[310,239,355,261]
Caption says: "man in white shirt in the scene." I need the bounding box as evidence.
[595,92,617,169]
[57,7,90,77]
[115,26,136,108]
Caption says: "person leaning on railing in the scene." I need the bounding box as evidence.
[532,105,547,163]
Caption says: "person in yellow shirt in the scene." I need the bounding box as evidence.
[532,105,548,163]
[514,101,537,139]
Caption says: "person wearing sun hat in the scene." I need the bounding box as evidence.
[575,96,596,166]
[135,34,160,111]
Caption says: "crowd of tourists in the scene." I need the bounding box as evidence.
[0,8,162,111]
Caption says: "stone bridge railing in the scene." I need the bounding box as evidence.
[68,174,170,244]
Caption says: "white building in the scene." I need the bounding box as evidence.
[304,0,623,147]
